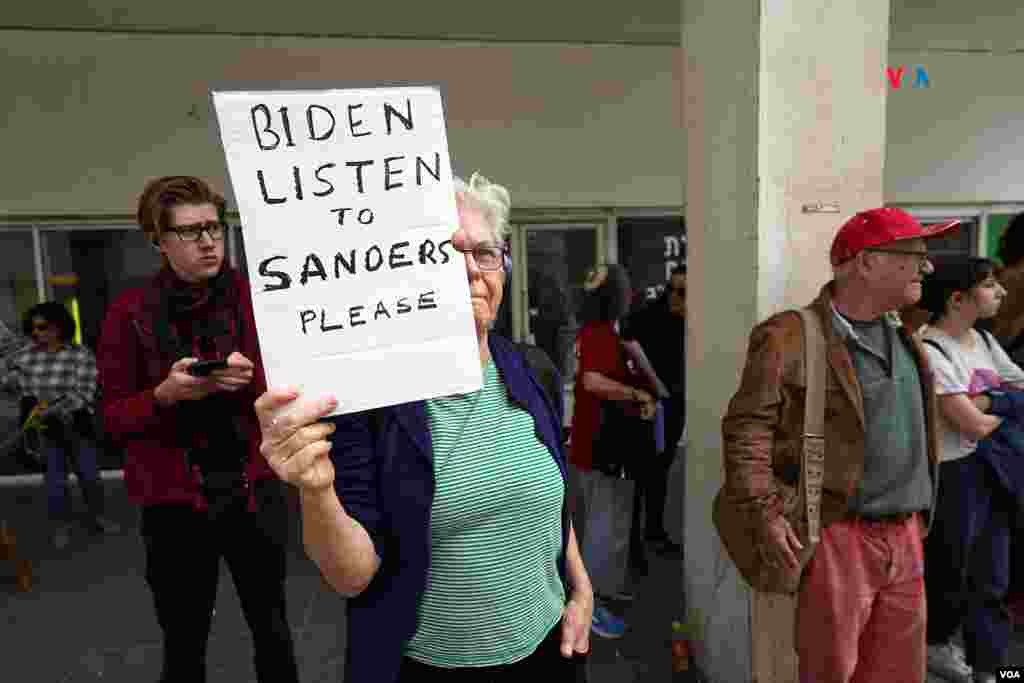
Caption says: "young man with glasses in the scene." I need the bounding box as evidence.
[719,208,959,682]
[96,176,299,682]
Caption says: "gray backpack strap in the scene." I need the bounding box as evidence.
[797,308,827,545]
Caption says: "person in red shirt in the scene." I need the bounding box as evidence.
[96,176,298,683]
[569,263,656,640]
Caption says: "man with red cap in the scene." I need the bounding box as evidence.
[718,208,959,682]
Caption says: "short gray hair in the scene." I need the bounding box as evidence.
[453,172,511,245]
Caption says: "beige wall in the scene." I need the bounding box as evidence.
[0,31,683,217]
[885,50,1024,203]
[3,23,1023,219]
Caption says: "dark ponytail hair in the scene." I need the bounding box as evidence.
[919,254,997,323]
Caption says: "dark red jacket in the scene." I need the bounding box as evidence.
[97,267,274,506]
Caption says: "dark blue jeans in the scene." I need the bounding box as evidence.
[41,419,104,522]
[925,453,1014,673]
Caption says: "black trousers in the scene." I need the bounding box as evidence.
[629,396,685,570]
[925,455,1013,673]
[397,619,587,682]
[140,480,299,683]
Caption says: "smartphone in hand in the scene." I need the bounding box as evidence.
[188,359,229,376]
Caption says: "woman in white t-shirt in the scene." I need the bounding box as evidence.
[918,255,1024,683]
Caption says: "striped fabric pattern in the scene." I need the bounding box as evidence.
[405,360,566,667]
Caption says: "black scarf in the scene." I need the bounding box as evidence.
[152,267,248,486]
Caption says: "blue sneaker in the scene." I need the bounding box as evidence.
[591,605,627,639]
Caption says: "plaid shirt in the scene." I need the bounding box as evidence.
[0,344,99,416]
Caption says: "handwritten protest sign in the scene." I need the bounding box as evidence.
[211,85,482,416]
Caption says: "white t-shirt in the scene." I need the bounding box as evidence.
[921,327,1024,462]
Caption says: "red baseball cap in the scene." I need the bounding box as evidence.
[829,208,961,266]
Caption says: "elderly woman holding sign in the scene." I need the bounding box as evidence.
[255,173,593,683]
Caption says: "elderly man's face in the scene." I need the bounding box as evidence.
[863,237,931,309]
[158,203,225,284]
[456,196,504,336]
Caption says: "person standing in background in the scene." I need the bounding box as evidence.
[97,176,299,683]
[623,265,686,557]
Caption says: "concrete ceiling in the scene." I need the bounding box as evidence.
[1,0,682,45]
[4,2,1023,50]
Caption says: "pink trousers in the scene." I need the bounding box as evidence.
[795,514,926,683]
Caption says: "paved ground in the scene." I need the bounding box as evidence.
[0,475,700,682]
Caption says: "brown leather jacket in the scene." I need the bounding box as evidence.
[720,283,940,543]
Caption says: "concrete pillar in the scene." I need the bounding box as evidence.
[681,1,889,681]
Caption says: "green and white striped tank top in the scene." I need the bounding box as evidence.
[404,360,566,667]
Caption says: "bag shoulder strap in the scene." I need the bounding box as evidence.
[515,342,559,410]
[797,308,827,545]
[921,337,953,363]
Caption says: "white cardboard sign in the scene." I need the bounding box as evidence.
[211,86,482,416]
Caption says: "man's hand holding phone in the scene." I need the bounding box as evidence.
[208,352,255,393]
[154,352,255,406]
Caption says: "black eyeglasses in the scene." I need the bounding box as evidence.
[865,247,930,265]
[452,243,507,271]
[166,220,225,243]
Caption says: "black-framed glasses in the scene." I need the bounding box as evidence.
[452,243,507,271]
[865,247,930,265]
[166,220,225,243]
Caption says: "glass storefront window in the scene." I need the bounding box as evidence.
[0,229,37,350]
[0,229,37,468]
[521,225,598,381]
[617,215,686,305]
[43,228,162,351]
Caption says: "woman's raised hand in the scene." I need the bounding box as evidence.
[255,389,338,492]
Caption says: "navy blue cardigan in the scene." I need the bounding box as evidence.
[979,388,1024,503]
[326,334,571,683]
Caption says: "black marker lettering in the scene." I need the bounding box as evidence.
[419,239,437,264]
[299,310,316,334]
[347,104,371,137]
[389,241,413,268]
[438,240,453,264]
[334,250,356,276]
[278,106,296,147]
[384,99,414,134]
[416,153,441,185]
[331,207,352,226]
[306,104,335,141]
[384,156,405,190]
[365,245,384,272]
[396,297,412,314]
[346,160,374,194]
[349,305,366,327]
[418,290,438,310]
[292,166,303,201]
[313,163,336,197]
[320,309,344,332]
[374,301,392,320]
[300,254,327,285]
[250,104,279,150]
[257,170,287,205]
[258,255,292,291]
[357,208,374,225]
